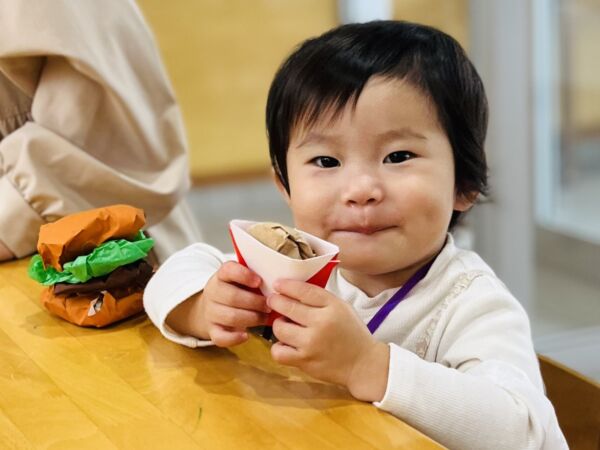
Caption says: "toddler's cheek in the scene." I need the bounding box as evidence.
[408,188,450,223]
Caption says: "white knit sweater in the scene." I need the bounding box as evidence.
[143,235,567,450]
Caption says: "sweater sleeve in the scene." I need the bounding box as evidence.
[143,243,235,348]
[0,0,189,258]
[374,276,567,450]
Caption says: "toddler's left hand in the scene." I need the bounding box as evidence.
[267,279,390,402]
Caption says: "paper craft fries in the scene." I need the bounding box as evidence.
[229,219,339,325]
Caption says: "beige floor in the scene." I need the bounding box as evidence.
[186,179,600,381]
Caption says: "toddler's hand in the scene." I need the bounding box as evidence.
[267,279,390,402]
[167,261,269,347]
[200,261,271,346]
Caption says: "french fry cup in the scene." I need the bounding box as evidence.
[229,219,339,326]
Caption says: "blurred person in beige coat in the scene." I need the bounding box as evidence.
[0,0,202,263]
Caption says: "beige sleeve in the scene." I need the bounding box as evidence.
[0,0,194,258]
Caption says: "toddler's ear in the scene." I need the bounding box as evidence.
[272,169,291,205]
[453,190,478,212]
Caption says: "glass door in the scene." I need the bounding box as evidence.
[535,0,600,243]
[532,0,600,380]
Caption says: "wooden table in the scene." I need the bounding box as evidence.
[0,259,443,449]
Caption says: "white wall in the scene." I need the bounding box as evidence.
[469,0,535,309]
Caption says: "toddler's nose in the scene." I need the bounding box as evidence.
[342,174,384,207]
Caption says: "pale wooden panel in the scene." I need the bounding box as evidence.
[68,325,429,449]
[392,0,469,50]
[0,407,32,450]
[138,1,469,181]
[138,0,338,181]
[0,273,204,448]
[566,2,600,134]
[0,259,443,449]
[34,292,434,449]
[0,327,114,449]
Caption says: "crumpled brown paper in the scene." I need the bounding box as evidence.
[247,222,316,260]
[37,204,145,271]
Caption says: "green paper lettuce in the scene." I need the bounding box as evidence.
[28,231,154,285]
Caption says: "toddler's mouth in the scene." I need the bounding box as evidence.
[335,225,393,235]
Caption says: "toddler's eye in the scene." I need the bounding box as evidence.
[384,151,415,164]
[311,156,340,168]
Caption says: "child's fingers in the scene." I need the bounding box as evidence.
[209,324,248,347]
[273,279,328,307]
[272,316,305,348]
[210,302,268,329]
[217,261,261,288]
[267,293,312,325]
[270,341,302,367]
[217,282,270,313]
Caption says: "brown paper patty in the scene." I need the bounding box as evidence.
[53,260,153,296]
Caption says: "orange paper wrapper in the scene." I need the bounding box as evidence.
[229,219,339,326]
[37,205,145,271]
[41,287,144,328]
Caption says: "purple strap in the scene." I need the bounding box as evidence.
[367,260,434,334]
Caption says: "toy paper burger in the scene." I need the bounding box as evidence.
[229,220,339,337]
[28,205,155,327]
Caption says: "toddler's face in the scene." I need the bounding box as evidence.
[277,77,472,295]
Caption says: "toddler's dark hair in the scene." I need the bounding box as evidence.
[266,20,489,228]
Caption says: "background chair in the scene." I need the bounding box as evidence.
[538,354,600,449]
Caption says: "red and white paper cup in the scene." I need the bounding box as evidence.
[229,219,339,326]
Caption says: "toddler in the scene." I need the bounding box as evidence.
[144,21,566,450]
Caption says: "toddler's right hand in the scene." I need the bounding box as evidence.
[192,261,269,346]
